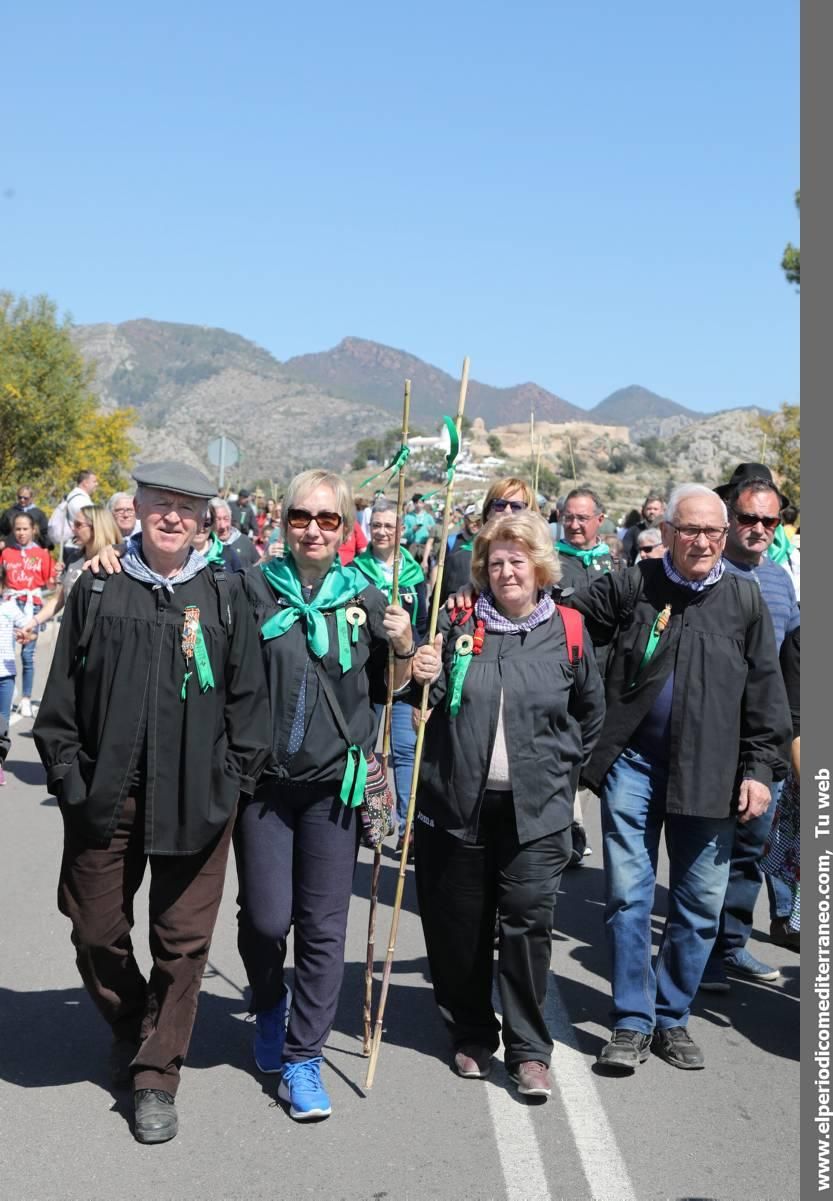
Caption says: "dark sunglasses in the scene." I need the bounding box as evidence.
[488,498,527,514]
[286,508,343,532]
[732,509,781,531]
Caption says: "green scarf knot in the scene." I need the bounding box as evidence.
[203,532,226,566]
[556,540,611,569]
[259,555,370,663]
[354,546,424,603]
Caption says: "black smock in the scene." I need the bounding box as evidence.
[557,547,615,593]
[241,566,390,782]
[33,567,271,854]
[564,559,792,815]
[414,606,606,844]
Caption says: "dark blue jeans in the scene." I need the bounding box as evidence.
[601,748,735,1034]
[711,780,789,958]
[236,779,359,1063]
[374,700,417,835]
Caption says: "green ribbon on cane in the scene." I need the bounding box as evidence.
[359,443,411,490]
[423,417,461,499]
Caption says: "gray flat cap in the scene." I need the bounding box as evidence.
[132,461,216,500]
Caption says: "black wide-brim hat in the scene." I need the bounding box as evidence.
[714,462,791,509]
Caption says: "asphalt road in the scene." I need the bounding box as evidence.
[0,633,799,1201]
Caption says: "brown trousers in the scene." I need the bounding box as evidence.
[58,795,234,1095]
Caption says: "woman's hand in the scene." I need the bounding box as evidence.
[383,604,414,657]
[84,543,124,575]
[412,633,443,686]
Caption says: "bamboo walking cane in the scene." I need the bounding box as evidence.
[364,357,470,1088]
[362,379,411,1055]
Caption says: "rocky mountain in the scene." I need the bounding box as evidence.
[284,337,584,427]
[589,384,698,427]
[71,320,393,482]
[70,319,773,494]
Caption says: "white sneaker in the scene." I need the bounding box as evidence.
[18,698,33,718]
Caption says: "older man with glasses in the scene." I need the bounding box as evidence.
[699,464,801,988]
[0,486,52,550]
[566,483,790,1073]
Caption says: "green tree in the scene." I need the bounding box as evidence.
[0,292,136,506]
[781,190,800,289]
[487,434,504,456]
[759,402,800,507]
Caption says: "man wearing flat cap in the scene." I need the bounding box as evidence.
[34,462,271,1145]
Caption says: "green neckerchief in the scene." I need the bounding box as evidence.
[354,547,424,594]
[556,540,611,569]
[259,555,369,667]
[203,532,225,566]
[767,525,793,566]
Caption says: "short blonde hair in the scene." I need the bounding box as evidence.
[471,511,560,593]
[282,469,356,544]
[80,505,123,556]
[482,476,540,522]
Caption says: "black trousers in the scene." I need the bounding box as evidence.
[236,779,359,1062]
[414,791,571,1068]
[58,795,234,1095]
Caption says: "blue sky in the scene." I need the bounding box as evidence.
[2,1,799,413]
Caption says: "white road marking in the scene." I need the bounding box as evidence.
[488,972,638,1201]
[545,973,638,1201]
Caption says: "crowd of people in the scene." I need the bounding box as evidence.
[0,456,800,1144]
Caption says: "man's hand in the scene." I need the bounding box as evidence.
[85,543,124,575]
[411,705,433,732]
[737,778,771,823]
[413,633,443,686]
[444,584,475,612]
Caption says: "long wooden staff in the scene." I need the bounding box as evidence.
[364,357,470,1088]
[362,379,411,1055]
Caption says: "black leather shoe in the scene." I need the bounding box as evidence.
[651,1026,705,1070]
[133,1089,178,1144]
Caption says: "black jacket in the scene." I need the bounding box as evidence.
[415,606,605,844]
[439,540,474,606]
[557,547,615,593]
[242,565,390,785]
[33,567,271,854]
[566,560,792,815]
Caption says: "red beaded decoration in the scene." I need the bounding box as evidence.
[472,619,486,655]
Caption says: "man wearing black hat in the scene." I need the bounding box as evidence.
[700,464,800,989]
[33,462,270,1145]
[229,488,257,538]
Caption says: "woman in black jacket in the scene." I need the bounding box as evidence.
[238,470,414,1122]
[411,511,605,1098]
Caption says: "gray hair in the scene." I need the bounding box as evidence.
[665,484,727,525]
[564,486,605,515]
[371,497,397,516]
[636,527,663,548]
[107,492,134,512]
[209,496,232,517]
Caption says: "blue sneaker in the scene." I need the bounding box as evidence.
[254,986,292,1073]
[724,947,781,982]
[278,1057,332,1121]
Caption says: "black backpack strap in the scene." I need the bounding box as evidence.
[73,575,107,668]
[210,564,233,635]
[311,660,354,751]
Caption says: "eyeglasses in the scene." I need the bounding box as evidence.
[562,513,598,525]
[17,495,31,502]
[489,498,526,514]
[669,525,728,542]
[732,509,781,531]
[370,522,397,533]
[286,508,343,532]
[72,521,92,530]
[113,507,134,516]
